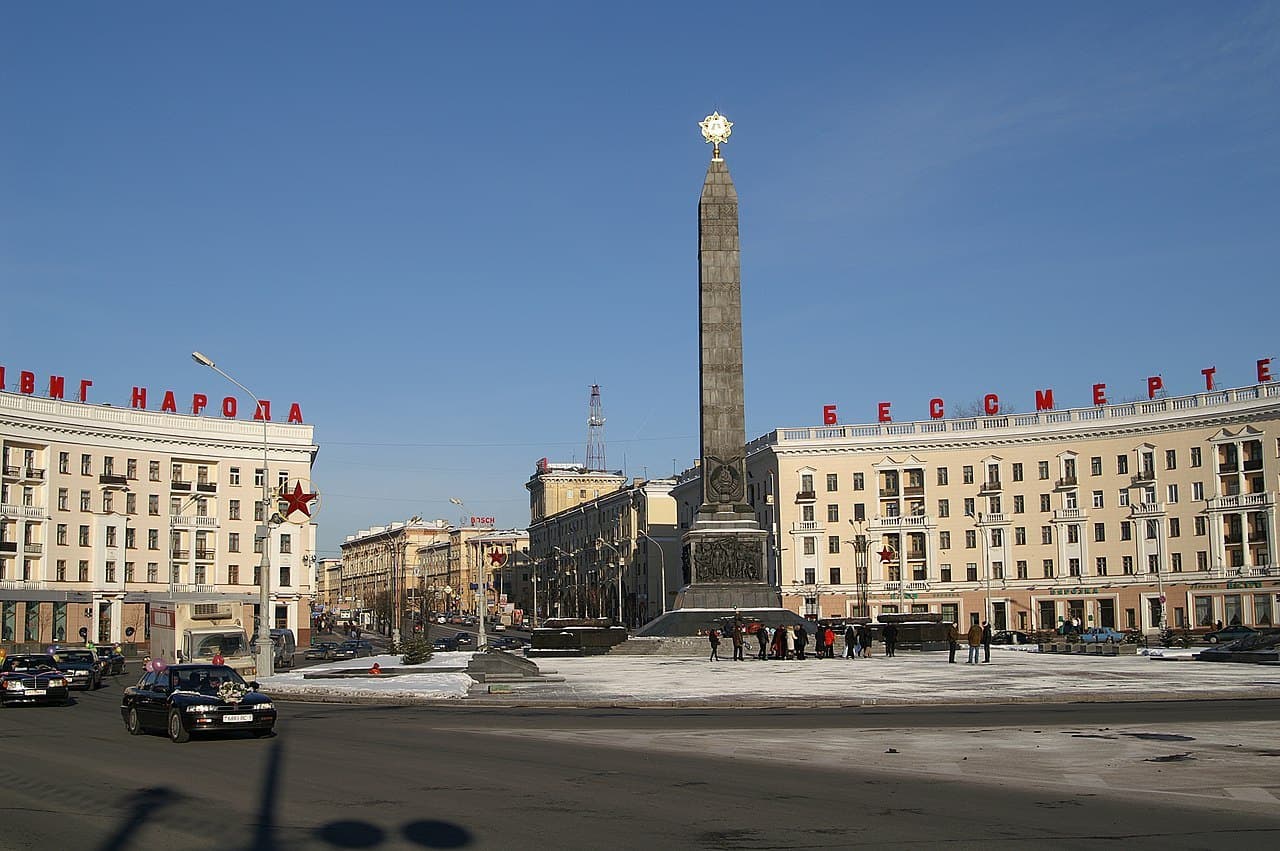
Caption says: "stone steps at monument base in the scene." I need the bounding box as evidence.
[610,637,714,656]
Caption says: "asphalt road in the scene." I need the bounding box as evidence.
[2,675,1278,850]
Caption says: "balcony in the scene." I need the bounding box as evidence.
[0,580,49,590]
[872,514,930,529]
[168,583,219,596]
[1054,476,1078,490]
[23,543,42,554]
[170,479,192,492]
[1244,458,1264,472]
[795,491,816,502]
[1218,462,1239,474]
[0,541,15,554]
[169,515,219,529]
[99,473,129,488]
[1224,534,1243,545]
[171,549,190,559]
[1130,502,1166,518]
[791,521,823,532]
[1053,508,1086,522]
[196,481,217,494]
[1207,492,1275,511]
[1130,470,1157,486]
[2,465,18,478]
[879,487,900,498]
[978,512,1009,524]
[19,467,45,482]
[978,479,1002,493]
[906,550,927,561]
[902,484,925,497]
[195,549,216,560]
[0,503,46,520]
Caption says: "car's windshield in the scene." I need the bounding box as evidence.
[170,665,247,694]
[191,632,249,657]
[4,655,58,671]
[54,650,95,664]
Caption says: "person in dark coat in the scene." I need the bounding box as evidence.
[883,622,899,657]
[858,624,873,658]
[947,623,960,663]
[981,621,993,663]
[707,629,721,662]
[844,623,857,658]
[771,626,785,660]
[794,624,808,660]
[731,622,745,661]
[756,625,769,660]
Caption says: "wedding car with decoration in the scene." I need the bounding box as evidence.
[120,662,277,743]
[1,654,72,707]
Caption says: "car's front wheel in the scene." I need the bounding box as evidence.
[1207,636,1219,644]
[125,707,143,735]
[168,709,190,743]
[1106,637,1116,644]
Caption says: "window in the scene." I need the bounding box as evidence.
[1090,456,1102,476]
[146,563,158,583]
[992,561,1004,579]
[990,528,1003,547]
[1069,558,1081,577]
[940,564,952,582]
[939,531,951,549]
[1120,521,1132,541]
[254,468,265,488]
[1117,455,1129,475]
[57,488,68,511]
[828,536,839,554]
[1118,490,1129,507]
[829,567,841,585]
[1171,552,1182,573]
[278,470,289,489]
[228,565,239,585]
[1012,463,1023,482]
[229,499,241,521]
[1038,461,1050,480]
[103,491,113,513]
[853,503,865,522]
[963,498,975,517]
[80,490,91,511]
[148,529,158,550]
[1092,490,1104,509]
[1096,556,1108,576]
[1067,525,1080,544]
[171,463,183,483]
[149,460,160,481]
[55,559,67,581]
[106,527,117,547]
[1165,449,1176,470]
[59,452,69,474]
[1094,522,1106,542]
[229,466,241,486]
[78,525,89,546]
[56,524,67,545]
[853,473,864,491]
[962,466,974,484]
[105,561,116,583]
[1167,483,1179,504]
[78,560,89,582]
[802,505,815,523]
[1190,447,1202,468]
[1146,519,1159,540]
[170,496,181,515]
[1064,491,1078,509]
[965,530,976,549]
[966,563,978,581]
[254,501,264,522]
[148,495,158,516]
[1016,560,1028,579]
[988,495,1001,514]
[802,538,816,556]
[1169,517,1180,538]
[825,473,838,492]
[1015,526,1027,545]
[1122,556,1134,575]
[126,492,137,515]
[938,499,949,518]
[1039,494,1051,512]
[1042,559,1054,578]
[936,468,948,486]
[1148,554,1160,574]
[81,454,91,475]
[1013,495,1025,514]
[1041,526,1052,545]
[103,456,114,475]
[827,504,839,523]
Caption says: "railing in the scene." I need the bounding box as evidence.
[902,484,925,496]
[0,580,48,590]
[1130,470,1156,486]
[2,465,18,477]
[1243,458,1264,472]
[169,515,219,528]
[99,473,128,487]
[1130,502,1165,517]
[978,512,1009,524]
[873,515,930,529]
[171,549,190,559]
[0,504,46,520]
[0,541,16,553]
[1207,492,1274,511]
[979,479,1002,492]
[906,550,926,560]
[196,482,217,493]
[20,467,45,480]
[195,549,216,560]
[1053,508,1086,521]
[791,521,823,532]
[170,480,192,491]
[1218,462,1238,473]
[23,543,42,554]
[795,491,816,502]
[168,583,219,595]
[1055,476,1078,489]
[1224,534,1243,545]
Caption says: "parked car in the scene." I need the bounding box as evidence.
[94,645,127,675]
[270,628,296,669]
[304,642,340,661]
[990,630,1030,645]
[435,615,447,624]
[1205,624,1257,644]
[1,654,72,707]
[332,639,375,659]
[51,648,104,690]
[489,636,527,651]
[1079,627,1127,644]
[121,663,276,743]
[453,632,474,646]
[432,636,460,652]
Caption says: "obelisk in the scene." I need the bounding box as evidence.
[675,112,776,610]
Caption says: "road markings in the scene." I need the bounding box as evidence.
[1224,786,1278,803]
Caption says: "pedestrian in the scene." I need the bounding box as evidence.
[794,624,808,660]
[781,623,794,659]
[823,625,835,659]
[858,623,872,658]
[883,622,899,658]
[732,622,745,661]
[947,623,961,663]
[967,621,983,664]
[708,628,721,661]
[981,620,993,663]
[771,626,784,659]
[756,624,769,660]
[844,623,857,659]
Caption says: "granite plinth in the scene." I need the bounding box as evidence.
[633,607,811,638]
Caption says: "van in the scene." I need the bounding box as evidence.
[270,628,297,669]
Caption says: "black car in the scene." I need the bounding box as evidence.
[304,641,340,661]
[1205,625,1257,644]
[1,654,72,707]
[332,640,375,659]
[453,632,474,647]
[431,636,460,652]
[991,630,1031,645]
[51,648,104,690]
[121,663,276,743]
[95,645,126,675]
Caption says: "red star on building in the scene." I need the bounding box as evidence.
[878,547,897,563]
[488,551,507,566]
[279,481,318,518]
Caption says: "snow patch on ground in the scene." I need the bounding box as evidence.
[259,652,477,700]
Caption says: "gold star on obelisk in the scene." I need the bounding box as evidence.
[699,111,733,161]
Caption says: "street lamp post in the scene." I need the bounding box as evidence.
[636,529,667,620]
[596,538,622,625]
[969,510,991,625]
[192,351,274,679]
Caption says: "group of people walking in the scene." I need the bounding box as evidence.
[946,621,993,664]
[708,619,996,664]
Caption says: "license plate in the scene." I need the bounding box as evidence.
[28,689,46,696]
[223,713,253,723]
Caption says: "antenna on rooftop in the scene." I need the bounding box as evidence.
[586,384,606,471]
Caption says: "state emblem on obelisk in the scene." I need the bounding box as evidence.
[699,111,733,161]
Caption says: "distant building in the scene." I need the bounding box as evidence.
[526,458,627,521]
[340,520,450,635]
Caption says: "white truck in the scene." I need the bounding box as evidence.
[150,601,258,679]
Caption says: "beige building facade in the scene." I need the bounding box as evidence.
[339,519,451,635]
[670,381,1280,634]
[0,388,319,651]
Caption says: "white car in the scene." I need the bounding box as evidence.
[435,616,446,624]
[493,623,506,632]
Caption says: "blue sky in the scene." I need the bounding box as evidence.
[3,2,1277,558]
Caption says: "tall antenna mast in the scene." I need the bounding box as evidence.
[586,384,606,471]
